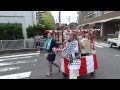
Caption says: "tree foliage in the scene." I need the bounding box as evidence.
[26,23,45,38]
[40,11,56,30]
[0,23,23,40]
[26,11,56,38]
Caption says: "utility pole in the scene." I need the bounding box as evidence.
[59,11,61,23]
[68,16,70,24]
[59,11,63,44]
[67,16,70,29]
[57,11,61,42]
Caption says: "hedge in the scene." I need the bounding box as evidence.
[26,23,45,38]
[0,23,23,40]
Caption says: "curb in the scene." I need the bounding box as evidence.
[0,49,38,56]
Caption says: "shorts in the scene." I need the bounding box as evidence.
[47,53,56,62]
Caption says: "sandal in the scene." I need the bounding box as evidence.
[45,73,52,76]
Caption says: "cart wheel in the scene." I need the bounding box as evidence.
[90,72,95,77]
[63,72,68,78]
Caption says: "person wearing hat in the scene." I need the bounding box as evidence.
[61,32,81,79]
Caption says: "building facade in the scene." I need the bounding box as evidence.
[36,11,46,23]
[0,11,37,39]
[77,11,120,38]
[68,22,78,30]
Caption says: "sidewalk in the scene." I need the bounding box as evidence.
[0,48,39,56]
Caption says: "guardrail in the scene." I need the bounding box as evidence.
[0,39,46,51]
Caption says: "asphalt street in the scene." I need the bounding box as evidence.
[0,41,120,79]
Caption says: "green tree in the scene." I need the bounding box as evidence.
[26,11,56,38]
[26,25,34,38]
[26,24,45,38]
[0,23,23,40]
[40,11,56,30]
[39,11,56,38]
[14,23,24,39]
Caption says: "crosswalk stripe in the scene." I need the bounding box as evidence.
[0,52,39,79]
[98,42,109,45]
[95,43,109,47]
[0,71,31,79]
[0,56,33,62]
[0,67,20,72]
[0,59,37,66]
[0,52,40,59]
[95,42,109,47]
[95,44,104,48]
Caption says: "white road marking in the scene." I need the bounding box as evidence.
[115,55,120,56]
[35,59,37,62]
[0,71,31,79]
[0,60,36,66]
[0,56,33,62]
[95,44,104,48]
[95,42,109,47]
[0,52,40,59]
[0,67,20,72]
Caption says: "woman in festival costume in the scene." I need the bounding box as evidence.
[53,32,81,79]
[42,33,60,76]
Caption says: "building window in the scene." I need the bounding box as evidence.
[93,11,104,17]
[84,11,113,21]
[84,11,94,21]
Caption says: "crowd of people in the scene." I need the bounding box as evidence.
[38,31,91,79]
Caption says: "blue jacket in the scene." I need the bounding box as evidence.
[46,39,57,53]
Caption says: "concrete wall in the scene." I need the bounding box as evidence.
[0,11,37,39]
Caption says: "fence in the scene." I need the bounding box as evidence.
[0,38,46,51]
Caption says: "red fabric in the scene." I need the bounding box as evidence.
[64,58,69,76]
[52,30,55,33]
[90,32,95,50]
[93,54,98,70]
[45,30,49,33]
[79,57,87,76]
[63,54,98,77]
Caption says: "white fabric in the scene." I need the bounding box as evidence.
[62,54,97,77]
[60,58,65,72]
[69,69,79,79]
[68,59,81,69]
[86,55,94,74]
[91,50,96,54]
[61,40,81,70]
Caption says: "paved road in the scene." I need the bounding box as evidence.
[0,41,120,79]
[94,42,120,79]
[0,51,63,79]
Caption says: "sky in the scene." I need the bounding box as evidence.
[51,11,78,24]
